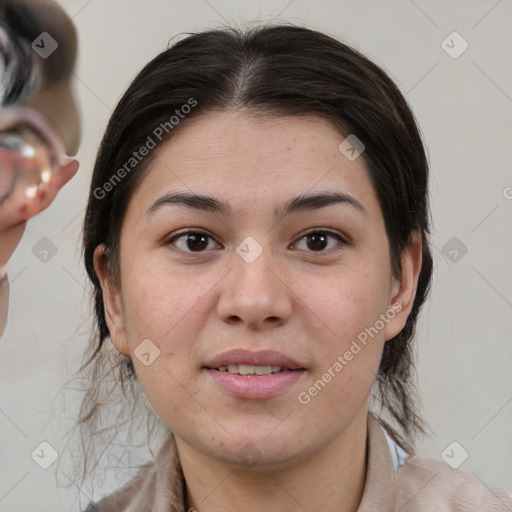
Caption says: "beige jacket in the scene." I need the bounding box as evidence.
[85,413,512,511]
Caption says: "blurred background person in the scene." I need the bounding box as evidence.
[0,0,80,336]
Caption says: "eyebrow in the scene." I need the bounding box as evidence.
[146,190,366,220]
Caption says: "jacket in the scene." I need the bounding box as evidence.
[85,412,512,511]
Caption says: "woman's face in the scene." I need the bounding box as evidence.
[95,111,420,469]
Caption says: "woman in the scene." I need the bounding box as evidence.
[80,24,512,511]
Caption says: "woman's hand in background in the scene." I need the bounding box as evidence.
[0,105,79,266]
[0,154,78,266]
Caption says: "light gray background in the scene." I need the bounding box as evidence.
[0,0,511,510]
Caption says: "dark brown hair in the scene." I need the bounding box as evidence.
[80,22,433,480]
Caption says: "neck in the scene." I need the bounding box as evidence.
[177,410,368,512]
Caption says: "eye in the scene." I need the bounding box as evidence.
[166,230,220,253]
[293,230,346,253]
[166,229,347,255]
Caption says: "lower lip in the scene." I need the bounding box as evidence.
[204,369,306,399]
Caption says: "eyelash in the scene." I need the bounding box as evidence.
[165,229,347,255]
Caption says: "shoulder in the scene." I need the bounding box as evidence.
[395,456,512,511]
[82,434,184,512]
[82,462,157,512]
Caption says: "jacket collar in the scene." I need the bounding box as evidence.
[161,412,398,511]
[91,411,400,511]
[357,412,397,511]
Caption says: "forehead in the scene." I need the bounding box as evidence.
[155,111,341,165]
[127,111,381,221]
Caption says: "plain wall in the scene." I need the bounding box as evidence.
[0,0,511,510]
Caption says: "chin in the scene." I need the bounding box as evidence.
[198,429,310,471]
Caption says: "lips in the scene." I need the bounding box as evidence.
[202,349,307,398]
[203,349,305,372]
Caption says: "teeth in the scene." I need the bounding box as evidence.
[216,364,285,375]
[254,365,271,375]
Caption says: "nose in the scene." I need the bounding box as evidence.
[216,240,293,330]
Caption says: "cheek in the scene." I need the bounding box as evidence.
[295,258,390,400]
[299,258,392,346]
[120,269,204,426]
[120,259,206,343]
[118,260,212,395]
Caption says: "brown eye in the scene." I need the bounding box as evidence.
[168,231,218,253]
[294,230,346,253]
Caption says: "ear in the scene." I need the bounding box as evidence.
[92,244,131,357]
[384,231,423,341]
